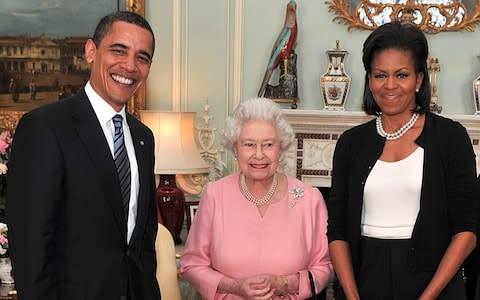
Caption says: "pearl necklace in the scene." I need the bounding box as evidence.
[239,172,278,206]
[376,112,419,140]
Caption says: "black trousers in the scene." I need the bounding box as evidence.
[335,237,466,300]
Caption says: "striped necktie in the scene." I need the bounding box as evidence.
[112,114,131,220]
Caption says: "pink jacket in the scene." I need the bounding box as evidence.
[180,173,333,299]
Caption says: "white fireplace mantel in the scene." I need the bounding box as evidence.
[281,109,480,187]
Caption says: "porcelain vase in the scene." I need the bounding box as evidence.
[0,257,14,284]
[320,40,351,110]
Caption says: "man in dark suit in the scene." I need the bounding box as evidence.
[6,11,160,299]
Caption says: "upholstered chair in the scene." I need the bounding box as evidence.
[155,223,181,300]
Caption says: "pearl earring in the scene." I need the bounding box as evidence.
[415,88,419,93]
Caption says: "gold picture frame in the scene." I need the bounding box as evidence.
[0,0,146,131]
[125,0,146,119]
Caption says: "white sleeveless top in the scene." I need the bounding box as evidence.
[361,147,424,239]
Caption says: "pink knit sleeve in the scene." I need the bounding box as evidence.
[179,183,224,299]
[298,187,334,299]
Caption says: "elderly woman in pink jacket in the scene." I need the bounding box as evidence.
[180,98,333,299]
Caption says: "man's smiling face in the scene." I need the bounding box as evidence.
[85,20,153,112]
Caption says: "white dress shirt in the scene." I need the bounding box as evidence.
[85,82,139,243]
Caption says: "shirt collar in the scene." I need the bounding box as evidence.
[85,81,126,126]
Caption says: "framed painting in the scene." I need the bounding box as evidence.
[0,0,146,131]
[185,200,200,232]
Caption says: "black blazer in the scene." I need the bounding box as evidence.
[6,90,160,300]
[327,112,479,273]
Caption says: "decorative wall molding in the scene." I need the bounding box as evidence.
[282,109,480,187]
[233,0,244,111]
[176,99,226,195]
[197,99,227,182]
[172,0,181,111]
[229,0,244,174]
[182,0,189,112]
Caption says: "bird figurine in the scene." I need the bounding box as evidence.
[258,0,298,98]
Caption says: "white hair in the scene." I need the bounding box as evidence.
[221,97,295,153]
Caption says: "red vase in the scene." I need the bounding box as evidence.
[156,175,185,245]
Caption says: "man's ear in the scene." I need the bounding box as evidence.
[85,39,96,64]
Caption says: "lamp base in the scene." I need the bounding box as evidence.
[156,174,185,245]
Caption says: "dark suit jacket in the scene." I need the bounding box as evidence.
[6,90,160,300]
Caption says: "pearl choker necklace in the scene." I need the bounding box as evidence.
[376,112,419,140]
[239,172,278,206]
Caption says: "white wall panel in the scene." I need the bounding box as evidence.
[146,1,173,110]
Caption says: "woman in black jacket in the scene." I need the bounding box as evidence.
[327,21,479,300]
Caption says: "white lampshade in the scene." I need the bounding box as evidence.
[139,111,209,175]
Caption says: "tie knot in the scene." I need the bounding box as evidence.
[113,114,123,129]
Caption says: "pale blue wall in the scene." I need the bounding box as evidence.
[146,0,480,115]
[146,0,232,133]
[145,0,480,173]
[145,0,173,111]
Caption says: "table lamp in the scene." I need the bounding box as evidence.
[140,111,209,244]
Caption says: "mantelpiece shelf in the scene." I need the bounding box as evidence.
[282,109,480,187]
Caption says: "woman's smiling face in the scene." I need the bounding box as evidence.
[368,48,423,117]
[234,119,281,183]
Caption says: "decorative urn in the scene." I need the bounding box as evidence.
[320,40,351,110]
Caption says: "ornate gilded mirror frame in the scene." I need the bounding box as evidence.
[326,0,480,34]
[0,0,146,131]
[125,0,146,118]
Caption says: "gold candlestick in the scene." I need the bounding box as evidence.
[473,55,480,115]
[428,57,442,113]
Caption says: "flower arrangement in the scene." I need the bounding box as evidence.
[0,130,12,223]
[0,223,8,258]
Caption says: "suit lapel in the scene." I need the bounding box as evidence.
[127,114,152,244]
[70,91,127,240]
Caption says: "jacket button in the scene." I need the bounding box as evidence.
[126,249,130,257]
[120,296,127,300]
